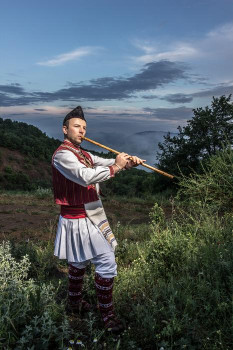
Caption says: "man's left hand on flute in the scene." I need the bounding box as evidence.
[124,155,146,169]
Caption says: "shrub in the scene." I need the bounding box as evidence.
[0,241,70,349]
[177,146,233,212]
[35,187,53,199]
[113,149,232,349]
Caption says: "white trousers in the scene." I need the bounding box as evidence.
[70,251,117,278]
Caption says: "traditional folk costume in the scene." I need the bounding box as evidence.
[52,138,123,331]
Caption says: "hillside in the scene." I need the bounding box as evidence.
[0,146,52,190]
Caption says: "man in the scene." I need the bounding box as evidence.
[52,106,145,333]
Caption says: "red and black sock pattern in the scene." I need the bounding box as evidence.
[68,264,86,307]
[95,272,115,325]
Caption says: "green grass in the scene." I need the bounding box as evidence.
[109,188,175,206]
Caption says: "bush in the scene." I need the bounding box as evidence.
[177,146,233,212]
[35,187,53,199]
[0,241,70,349]
[113,148,233,349]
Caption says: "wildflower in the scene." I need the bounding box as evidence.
[67,348,72,350]
[93,338,98,343]
[69,340,75,344]
[76,339,83,346]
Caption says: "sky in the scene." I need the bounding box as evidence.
[0,0,233,166]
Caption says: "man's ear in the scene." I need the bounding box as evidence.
[63,125,68,135]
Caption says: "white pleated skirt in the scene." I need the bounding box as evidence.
[54,215,113,263]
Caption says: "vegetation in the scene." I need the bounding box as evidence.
[0,147,232,349]
[0,241,70,349]
[0,118,61,162]
[157,95,233,176]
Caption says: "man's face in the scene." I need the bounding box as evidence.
[63,118,87,145]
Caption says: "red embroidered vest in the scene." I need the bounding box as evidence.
[52,140,99,206]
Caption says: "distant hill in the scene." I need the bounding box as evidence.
[134,130,172,136]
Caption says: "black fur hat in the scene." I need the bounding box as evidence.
[63,106,86,125]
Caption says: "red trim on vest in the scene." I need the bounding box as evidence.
[61,205,86,219]
[52,141,99,206]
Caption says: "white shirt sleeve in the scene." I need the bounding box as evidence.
[53,150,114,187]
[88,152,115,167]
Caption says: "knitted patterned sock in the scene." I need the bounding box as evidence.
[68,264,86,308]
[95,272,115,325]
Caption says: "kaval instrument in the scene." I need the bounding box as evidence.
[82,136,174,179]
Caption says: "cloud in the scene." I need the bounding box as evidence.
[142,93,193,103]
[37,47,97,66]
[141,94,158,100]
[132,23,233,82]
[133,42,198,64]
[0,60,188,106]
[160,94,194,103]
[159,84,233,104]
[1,105,67,116]
[7,113,27,116]
[193,84,233,98]
[143,106,193,120]
[0,84,26,95]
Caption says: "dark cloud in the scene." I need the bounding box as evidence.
[0,92,39,106]
[2,61,231,108]
[160,93,193,103]
[187,74,209,85]
[0,84,26,95]
[34,60,187,102]
[193,84,233,98]
[0,60,188,106]
[34,108,48,111]
[159,84,233,104]
[8,113,27,116]
[142,95,158,100]
[143,106,193,120]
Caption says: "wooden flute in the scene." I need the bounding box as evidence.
[82,136,174,179]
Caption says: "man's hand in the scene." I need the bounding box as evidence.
[113,152,130,172]
[125,156,146,169]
